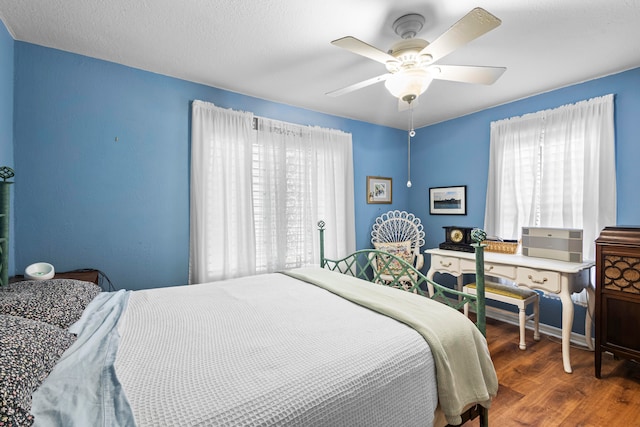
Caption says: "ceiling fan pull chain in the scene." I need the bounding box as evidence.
[407,106,414,188]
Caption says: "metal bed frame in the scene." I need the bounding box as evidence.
[317,220,490,427]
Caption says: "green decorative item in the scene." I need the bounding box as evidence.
[0,166,14,286]
[471,228,488,338]
[0,166,15,181]
[470,227,489,427]
[317,220,326,268]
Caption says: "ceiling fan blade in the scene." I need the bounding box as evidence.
[431,65,506,85]
[326,73,391,97]
[331,36,398,65]
[419,7,501,64]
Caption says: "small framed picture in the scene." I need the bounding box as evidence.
[367,176,392,204]
[429,185,467,215]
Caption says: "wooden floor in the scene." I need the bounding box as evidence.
[482,317,640,426]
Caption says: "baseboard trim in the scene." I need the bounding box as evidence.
[472,305,594,349]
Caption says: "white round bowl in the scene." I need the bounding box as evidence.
[25,262,55,280]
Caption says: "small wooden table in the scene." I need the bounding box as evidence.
[425,248,595,373]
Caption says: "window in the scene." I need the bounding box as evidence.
[484,95,616,303]
[190,101,355,283]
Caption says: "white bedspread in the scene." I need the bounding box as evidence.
[115,272,438,426]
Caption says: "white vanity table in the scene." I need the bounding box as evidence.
[425,248,595,373]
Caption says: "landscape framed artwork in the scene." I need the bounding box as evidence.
[367,176,392,204]
[429,185,467,215]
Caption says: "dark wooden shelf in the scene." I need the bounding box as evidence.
[10,269,100,285]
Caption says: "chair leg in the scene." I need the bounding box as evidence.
[518,306,527,350]
[463,301,469,318]
[533,295,541,341]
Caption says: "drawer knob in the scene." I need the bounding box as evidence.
[528,274,548,284]
[440,261,452,267]
[486,265,494,271]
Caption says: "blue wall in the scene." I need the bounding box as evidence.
[7,24,640,334]
[13,42,408,290]
[0,20,14,277]
[0,21,13,164]
[410,68,640,239]
[409,67,640,333]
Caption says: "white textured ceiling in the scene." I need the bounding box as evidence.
[1,0,639,129]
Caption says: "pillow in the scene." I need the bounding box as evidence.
[0,314,77,426]
[0,279,101,329]
[373,241,415,275]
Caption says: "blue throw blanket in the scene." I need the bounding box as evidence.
[31,290,135,427]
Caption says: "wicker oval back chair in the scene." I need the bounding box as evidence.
[370,210,425,286]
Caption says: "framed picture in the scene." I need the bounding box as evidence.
[429,185,467,215]
[367,176,392,204]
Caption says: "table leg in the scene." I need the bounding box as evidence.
[585,285,595,351]
[426,268,463,296]
[456,274,464,304]
[426,268,435,297]
[560,286,574,373]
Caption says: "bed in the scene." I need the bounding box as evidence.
[1,224,496,427]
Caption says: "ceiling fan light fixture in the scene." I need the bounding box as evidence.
[327,7,505,111]
[384,68,432,102]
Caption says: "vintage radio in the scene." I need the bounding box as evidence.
[521,227,583,263]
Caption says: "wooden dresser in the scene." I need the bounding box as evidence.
[595,226,640,378]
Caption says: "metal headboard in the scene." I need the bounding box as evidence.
[317,220,487,336]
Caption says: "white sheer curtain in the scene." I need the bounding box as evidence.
[190,101,256,283]
[485,94,616,304]
[190,100,356,284]
[484,114,544,239]
[253,118,355,274]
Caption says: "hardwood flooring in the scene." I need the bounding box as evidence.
[482,317,640,426]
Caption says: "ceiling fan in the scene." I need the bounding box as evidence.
[327,7,506,109]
